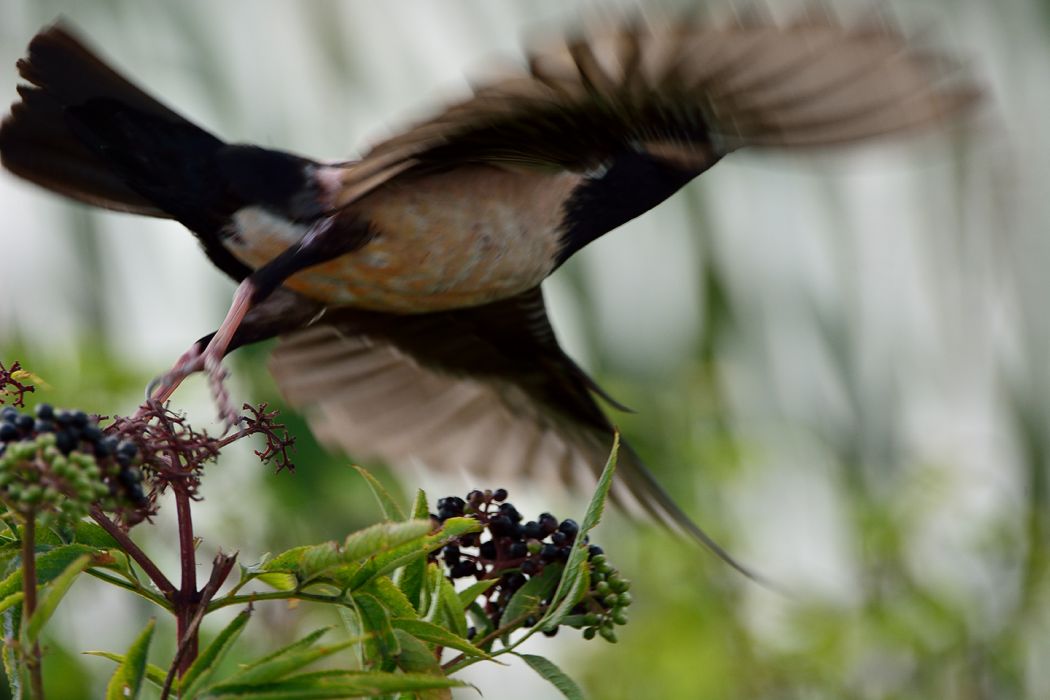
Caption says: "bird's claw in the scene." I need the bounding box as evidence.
[204,355,242,433]
[144,345,242,432]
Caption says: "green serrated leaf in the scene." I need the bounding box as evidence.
[410,489,429,521]
[391,618,493,660]
[256,571,299,591]
[336,607,365,671]
[395,553,427,614]
[180,608,252,697]
[456,578,497,612]
[395,492,430,611]
[543,562,590,630]
[214,634,369,688]
[70,521,120,549]
[2,606,21,698]
[516,653,585,700]
[82,651,167,690]
[580,433,618,534]
[346,518,481,592]
[353,593,400,665]
[422,563,445,623]
[354,466,406,521]
[24,553,92,644]
[0,544,101,599]
[437,576,468,638]
[104,618,155,700]
[0,592,22,616]
[342,521,432,564]
[203,669,464,698]
[391,630,452,700]
[543,435,618,627]
[363,577,417,620]
[261,545,312,574]
[503,564,562,628]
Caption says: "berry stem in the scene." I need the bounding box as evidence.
[173,485,198,675]
[160,552,236,700]
[90,508,176,597]
[21,514,45,700]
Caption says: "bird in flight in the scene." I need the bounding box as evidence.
[0,11,977,577]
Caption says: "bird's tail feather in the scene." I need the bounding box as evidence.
[0,24,228,230]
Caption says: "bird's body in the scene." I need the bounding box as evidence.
[0,13,978,577]
[229,164,581,311]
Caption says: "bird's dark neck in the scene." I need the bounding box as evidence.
[555,150,707,266]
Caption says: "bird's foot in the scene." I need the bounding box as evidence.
[145,344,240,432]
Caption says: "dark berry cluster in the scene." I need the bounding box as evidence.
[0,403,148,526]
[432,487,630,642]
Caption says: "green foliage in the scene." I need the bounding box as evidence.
[0,427,623,699]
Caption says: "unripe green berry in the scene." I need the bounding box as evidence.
[583,627,596,640]
[599,627,618,643]
[595,581,611,596]
[583,613,599,626]
[603,593,619,607]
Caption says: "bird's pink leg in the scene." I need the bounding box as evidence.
[148,281,256,427]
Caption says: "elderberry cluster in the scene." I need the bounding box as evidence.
[0,404,148,526]
[432,487,631,642]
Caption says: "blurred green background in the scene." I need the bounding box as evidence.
[2,0,1049,697]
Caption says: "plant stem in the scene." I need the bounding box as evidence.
[22,516,45,700]
[160,553,236,700]
[207,589,342,612]
[174,486,198,675]
[90,508,176,597]
[441,611,536,672]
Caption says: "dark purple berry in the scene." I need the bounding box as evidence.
[538,513,558,535]
[117,441,138,459]
[450,561,477,579]
[33,419,54,434]
[498,502,522,522]
[1,407,18,422]
[71,411,89,429]
[540,543,559,562]
[82,426,102,444]
[118,468,142,488]
[479,540,497,559]
[489,515,513,537]
[492,488,508,502]
[558,519,579,539]
[508,541,527,559]
[0,423,17,441]
[34,404,54,421]
[588,545,604,558]
[95,436,118,458]
[55,430,76,455]
[15,414,33,432]
[523,521,542,540]
[521,559,538,575]
[552,531,567,546]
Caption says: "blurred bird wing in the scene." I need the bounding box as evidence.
[329,12,978,207]
[267,288,761,578]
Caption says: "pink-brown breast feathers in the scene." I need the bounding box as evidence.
[224,165,581,312]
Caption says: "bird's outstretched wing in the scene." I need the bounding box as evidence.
[268,288,760,577]
[331,11,978,206]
